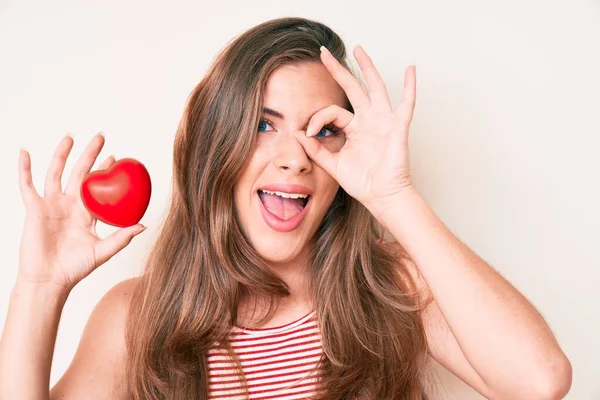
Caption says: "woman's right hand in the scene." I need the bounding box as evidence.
[16,132,147,292]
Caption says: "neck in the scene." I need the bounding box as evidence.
[268,240,314,305]
[240,242,315,318]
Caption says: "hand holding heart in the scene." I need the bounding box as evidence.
[16,133,148,292]
[294,45,416,210]
[81,157,151,228]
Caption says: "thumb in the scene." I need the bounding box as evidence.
[294,132,338,179]
[94,224,146,265]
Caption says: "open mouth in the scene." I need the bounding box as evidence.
[257,190,310,221]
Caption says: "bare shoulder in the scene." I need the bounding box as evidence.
[50,277,142,400]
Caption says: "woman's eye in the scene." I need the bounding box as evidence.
[258,119,273,132]
[258,119,339,138]
[314,125,338,138]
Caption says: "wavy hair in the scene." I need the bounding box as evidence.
[125,16,433,399]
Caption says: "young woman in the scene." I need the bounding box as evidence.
[0,17,571,400]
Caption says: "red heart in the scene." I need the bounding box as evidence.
[81,158,152,228]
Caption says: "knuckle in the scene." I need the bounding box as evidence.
[46,168,61,181]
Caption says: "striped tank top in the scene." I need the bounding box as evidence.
[207,310,323,399]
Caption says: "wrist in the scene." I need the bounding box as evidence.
[13,278,73,301]
[365,186,421,222]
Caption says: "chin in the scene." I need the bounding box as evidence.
[257,250,299,265]
[250,234,310,265]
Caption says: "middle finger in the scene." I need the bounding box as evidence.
[353,45,391,111]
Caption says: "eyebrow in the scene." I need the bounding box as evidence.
[262,101,353,121]
[262,107,285,120]
[262,107,285,119]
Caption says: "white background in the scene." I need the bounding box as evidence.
[1,0,598,398]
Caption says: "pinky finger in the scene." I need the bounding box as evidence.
[18,148,41,206]
[396,65,417,125]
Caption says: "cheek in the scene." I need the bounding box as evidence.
[235,150,265,194]
[324,134,346,153]
[314,170,340,205]
[233,162,259,214]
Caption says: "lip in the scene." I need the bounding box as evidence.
[257,183,313,196]
[257,191,311,233]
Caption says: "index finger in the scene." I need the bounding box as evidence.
[319,46,370,112]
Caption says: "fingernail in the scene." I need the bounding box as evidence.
[66,133,74,139]
[320,45,327,53]
[98,131,105,138]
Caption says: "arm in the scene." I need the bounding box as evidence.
[49,278,138,399]
[292,45,571,399]
[2,135,145,399]
[0,281,70,399]
[0,278,136,400]
[371,187,572,400]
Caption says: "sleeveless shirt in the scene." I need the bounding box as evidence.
[207,310,323,399]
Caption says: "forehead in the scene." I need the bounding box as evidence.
[263,62,348,117]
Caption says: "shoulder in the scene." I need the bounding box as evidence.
[99,276,141,314]
[50,277,142,399]
[86,276,142,355]
[86,276,141,333]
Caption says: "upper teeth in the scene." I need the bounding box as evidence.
[260,189,309,199]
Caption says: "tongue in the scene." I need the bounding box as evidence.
[259,192,305,221]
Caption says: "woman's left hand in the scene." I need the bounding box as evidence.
[294,45,416,211]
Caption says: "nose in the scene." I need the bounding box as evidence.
[273,130,312,175]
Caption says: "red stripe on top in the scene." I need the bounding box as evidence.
[207,310,324,400]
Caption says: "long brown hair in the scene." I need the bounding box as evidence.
[125,16,433,399]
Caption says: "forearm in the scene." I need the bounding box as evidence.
[368,188,571,394]
[0,280,70,399]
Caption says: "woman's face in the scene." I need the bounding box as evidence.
[233,61,348,266]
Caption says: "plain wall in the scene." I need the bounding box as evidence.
[1,0,598,398]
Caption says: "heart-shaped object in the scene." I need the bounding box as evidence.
[81,158,152,228]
